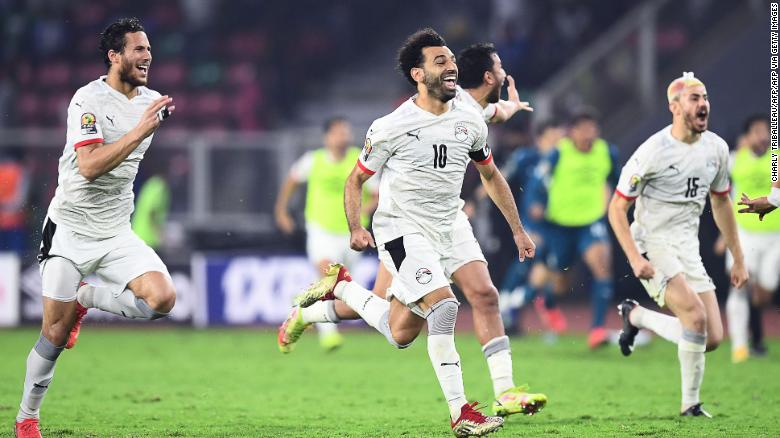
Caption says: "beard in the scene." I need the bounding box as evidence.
[118,57,147,87]
[423,71,456,103]
[684,111,707,134]
[486,82,501,104]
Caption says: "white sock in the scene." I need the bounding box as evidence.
[482,336,515,396]
[301,301,340,324]
[78,283,164,320]
[678,329,706,410]
[630,305,682,344]
[334,281,388,329]
[17,336,63,421]
[426,299,468,420]
[726,287,749,351]
[429,334,467,420]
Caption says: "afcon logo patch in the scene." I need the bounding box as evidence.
[363,137,373,161]
[415,268,433,284]
[454,122,469,143]
[629,174,641,191]
[80,112,97,135]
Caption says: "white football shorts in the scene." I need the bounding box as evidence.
[38,217,170,302]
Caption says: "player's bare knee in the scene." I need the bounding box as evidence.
[145,282,176,313]
[391,330,417,348]
[686,305,707,333]
[706,334,722,351]
[467,284,499,314]
[41,322,70,347]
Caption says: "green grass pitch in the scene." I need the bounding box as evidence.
[1,328,778,437]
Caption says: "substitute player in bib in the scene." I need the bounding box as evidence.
[719,115,779,362]
[608,72,748,417]
[279,41,547,420]
[293,29,538,436]
[533,111,620,348]
[14,18,176,438]
[499,120,567,336]
[275,117,377,352]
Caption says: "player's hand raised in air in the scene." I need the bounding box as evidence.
[135,96,175,140]
[350,227,375,251]
[513,229,536,262]
[629,256,655,280]
[505,76,533,113]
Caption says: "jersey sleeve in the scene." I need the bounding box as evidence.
[66,90,104,150]
[710,140,731,195]
[289,151,314,183]
[483,103,498,123]
[615,141,654,200]
[468,120,492,165]
[357,123,393,176]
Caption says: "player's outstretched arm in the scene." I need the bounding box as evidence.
[738,180,780,219]
[607,194,654,280]
[274,174,300,235]
[711,193,748,288]
[490,76,533,123]
[476,160,535,261]
[76,96,173,182]
[344,165,375,251]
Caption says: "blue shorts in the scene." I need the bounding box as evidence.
[545,218,610,271]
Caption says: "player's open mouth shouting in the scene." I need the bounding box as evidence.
[137,63,149,78]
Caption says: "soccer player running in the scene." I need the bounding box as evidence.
[608,72,748,417]
[279,41,547,421]
[717,115,779,361]
[533,111,620,348]
[292,29,536,436]
[14,18,177,438]
[275,117,377,351]
[499,120,567,336]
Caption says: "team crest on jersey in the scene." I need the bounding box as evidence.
[81,113,97,135]
[363,137,373,161]
[454,122,469,143]
[629,174,641,191]
[415,268,432,284]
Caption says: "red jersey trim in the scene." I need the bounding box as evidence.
[614,189,637,200]
[710,185,731,196]
[74,138,103,150]
[357,160,376,175]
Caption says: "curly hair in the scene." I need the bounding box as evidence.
[396,28,447,86]
[457,43,497,89]
[99,17,145,68]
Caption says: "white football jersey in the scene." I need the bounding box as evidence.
[615,125,730,244]
[454,85,497,122]
[359,97,490,252]
[47,76,162,238]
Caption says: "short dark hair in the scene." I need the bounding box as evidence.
[742,114,769,134]
[99,17,145,68]
[570,108,600,127]
[396,28,447,86]
[457,43,497,89]
[534,118,562,137]
[323,116,348,133]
